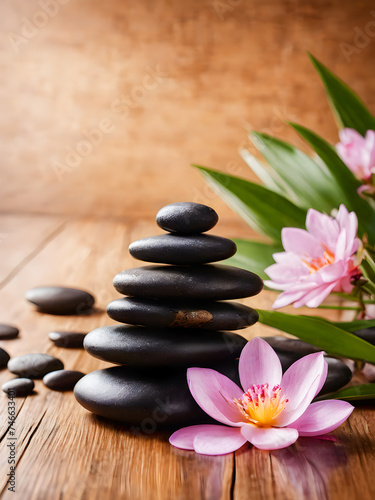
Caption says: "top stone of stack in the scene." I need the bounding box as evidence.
[156,202,219,234]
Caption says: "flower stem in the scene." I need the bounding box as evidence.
[317,305,361,311]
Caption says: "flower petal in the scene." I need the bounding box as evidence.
[281,228,322,257]
[291,400,354,436]
[193,425,247,455]
[241,424,299,450]
[187,368,246,426]
[169,424,247,455]
[239,337,282,392]
[277,352,326,426]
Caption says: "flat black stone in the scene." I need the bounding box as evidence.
[8,353,64,379]
[43,370,85,391]
[107,298,258,330]
[129,234,236,265]
[0,323,19,340]
[2,378,34,397]
[25,286,95,315]
[49,331,86,348]
[0,348,10,369]
[156,202,218,235]
[353,327,375,346]
[74,361,240,427]
[262,336,352,395]
[84,325,247,366]
[113,264,263,300]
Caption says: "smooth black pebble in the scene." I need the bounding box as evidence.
[113,264,263,300]
[25,286,95,315]
[0,323,19,340]
[156,202,218,235]
[2,378,34,397]
[84,325,247,366]
[129,234,236,265]
[49,331,86,348]
[74,361,240,426]
[0,347,10,369]
[43,370,85,391]
[262,336,352,395]
[353,327,375,346]
[8,353,64,378]
[107,297,258,330]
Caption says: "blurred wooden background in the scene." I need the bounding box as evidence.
[1,0,375,220]
[1,1,375,499]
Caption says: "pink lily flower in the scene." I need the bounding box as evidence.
[264,204,362,309]
[336,128,375,181]
[169,338,353,455]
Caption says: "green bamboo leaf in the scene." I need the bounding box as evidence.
[309,53,375,135]
[289,123,375,243]
[194,165,307,243]
[330,319,375,332]
[240,148,286,195]
[315,384,375,402]
[250,132,341,212]
[227,239,282,280]
[257,309,375,363]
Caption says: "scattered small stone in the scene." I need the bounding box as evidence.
[156,202,219,234]
[49,331,86,348]
[8,353,64,378]
[25,286,95,315]
[0,347,10,369]
[0,323,19,340]
[2,378,34,397]
[43,370,85,391]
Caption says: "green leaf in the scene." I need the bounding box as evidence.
[290,123,375,243]
[257,309,375,363]
[315,384,375,402]
[250,132,341,212]
[309,53,375,136]
[331,319,375,332]
[194,165,307,243]
[240,148,286,195]
[227,239,282,280]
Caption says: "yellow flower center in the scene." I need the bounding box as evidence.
[302,246,335,274]
[233,383,288,427]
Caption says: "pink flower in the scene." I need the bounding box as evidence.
[264,205,362,309]
[169,338,353,455]
[336,128,375,181]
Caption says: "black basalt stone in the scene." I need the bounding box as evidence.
[156,202,218,235]
[353,327,375,346]
[49,331,87,348]
[129,234,237,265]
[0,347,10,369]
[262,336,353,395]
[43,370,85,391]
[74,361,240,426]
[25,286,95,315]
[8,353,64,378]
[0,323,19,340]
[84,325,247,366]
[113,264,263,300]
[107,297,258,330]
[2,378,34,397]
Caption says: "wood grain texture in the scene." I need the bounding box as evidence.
[0,215,373,500]
[0,0,375,219]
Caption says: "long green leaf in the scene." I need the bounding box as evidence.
[194,165,307,243]
[315,384,375,402]
[227,239,282,280]
[309,53,375,135]
[250,132,341,212]
[290,123,375,243]
[257,309,375,363]
[330,319,375,332]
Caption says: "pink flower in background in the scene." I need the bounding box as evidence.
[264,205,362,309]
[336,128,375,181]
[169,338,353,455]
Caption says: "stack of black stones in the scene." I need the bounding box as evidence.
[74,202,354,430]
[74,202,263,428]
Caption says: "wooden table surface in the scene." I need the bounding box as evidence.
[0,214,374,500]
